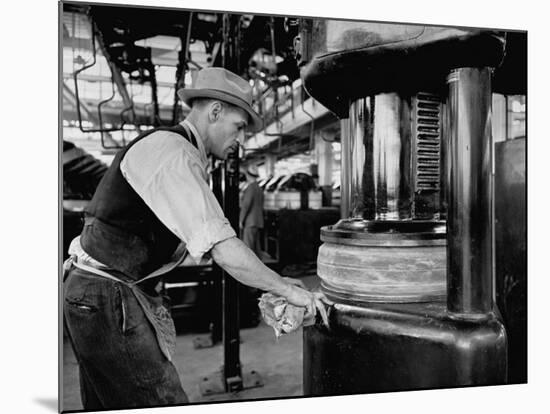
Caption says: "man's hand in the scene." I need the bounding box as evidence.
[281,283,333,328]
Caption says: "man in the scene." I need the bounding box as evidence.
[240,164,264,258]
[63,67,330,410]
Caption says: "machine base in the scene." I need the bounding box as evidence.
[304,300,507,396]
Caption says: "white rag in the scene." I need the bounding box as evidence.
[258,293,315,338]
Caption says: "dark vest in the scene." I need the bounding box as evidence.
[80,124,198,279]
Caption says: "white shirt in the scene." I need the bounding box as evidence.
[120,120,236,264]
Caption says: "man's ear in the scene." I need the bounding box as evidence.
[208,101,223,123]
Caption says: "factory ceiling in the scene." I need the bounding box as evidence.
[62,2,305,137]
[61,2,525,162]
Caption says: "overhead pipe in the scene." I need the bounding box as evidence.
[63,81,120,148]
[94,25,136,127]
[71,16,132,148]
[172,12,193,124]
[96,78,126,149]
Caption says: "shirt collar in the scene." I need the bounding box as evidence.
[181,119,208,168]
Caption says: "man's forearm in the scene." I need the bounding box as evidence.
[211,236,332,323]
[210,236,290,296]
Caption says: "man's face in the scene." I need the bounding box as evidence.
[209,104,248,160]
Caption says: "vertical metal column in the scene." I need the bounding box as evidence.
[210,161,223,345]
[222,146,243,391]
[197,14,261,396]
[446,67,494,315]
[193,160,223,350]
[221,13,243,392]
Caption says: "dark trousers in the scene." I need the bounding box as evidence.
[242,226,262,258]
[63,267,188,410]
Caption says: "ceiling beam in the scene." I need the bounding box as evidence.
[244,97,330,151]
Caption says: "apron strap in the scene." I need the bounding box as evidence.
[71,260,126,283]
[68,249,188,287]
[130,250,188,286]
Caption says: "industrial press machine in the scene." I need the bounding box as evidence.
[297,21,523,394]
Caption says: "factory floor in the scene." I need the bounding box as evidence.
[61,273,320,412]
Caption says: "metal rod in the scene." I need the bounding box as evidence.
[210,160,224,345]
[94,27,136,126]
[184,12,194,60]
[221,14,228,69]
[440,100,449,220]
[221,14,243,391]
[340,118,351,219]
[172,12,193,124]
[446,67,493,315]
[269,17,277,68]
[148,62,161,126]
[97,77,118,149]
[72,18,128,139]
[222,145,243,391]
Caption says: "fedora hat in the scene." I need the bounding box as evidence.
[178,67,263,132]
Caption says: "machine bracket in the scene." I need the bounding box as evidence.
[198,367,263,396]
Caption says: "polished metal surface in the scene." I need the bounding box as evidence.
[346,93,442,221]
[446,67,493,314]
[340,118,351,219]
[348,94,409,220]
[372,93,410,220]
[348,98,370,218]
[440,101,449,219]
[325,219,446,245]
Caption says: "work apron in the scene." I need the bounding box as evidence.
[63,237,187,361]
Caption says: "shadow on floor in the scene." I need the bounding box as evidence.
[33,398,58,412]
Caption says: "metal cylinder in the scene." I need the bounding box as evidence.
[346,93,443,221]
[446,67,493,315]
[318,220,447,303]
[372,93,411,220]
[348,94,414,220]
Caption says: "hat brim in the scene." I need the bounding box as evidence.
[178,88,263,132]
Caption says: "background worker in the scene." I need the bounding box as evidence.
[240,164,264,258]
[63,67,330,410]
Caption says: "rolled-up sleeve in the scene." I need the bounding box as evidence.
[120,132,236,264]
